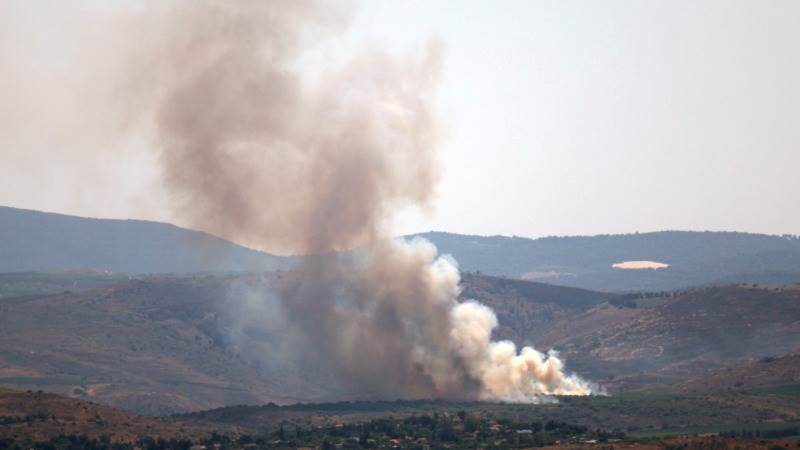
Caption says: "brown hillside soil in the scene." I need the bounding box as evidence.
[0,388,213,443]
[533,286,800,391]
[2,274,800,413]
[0,273,615,414]
[682,349,800,391]
[0,274,355,414]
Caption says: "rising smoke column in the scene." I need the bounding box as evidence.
[140,0,592,401]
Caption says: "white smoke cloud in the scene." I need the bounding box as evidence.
[451,301,593,400]
[395,240,594,400]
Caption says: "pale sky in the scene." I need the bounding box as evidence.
[1,0,799,244]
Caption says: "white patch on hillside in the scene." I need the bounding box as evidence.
[612,260,670,270]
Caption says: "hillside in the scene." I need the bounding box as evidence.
[459,273,617,345]
[0,271,127,299]
[417,230,800,291]
[0,273,621,414]
[0,388,211,443]
[4,206,800,291]
[682,348,800,391]
[460,279,800,392]
[0,274,320,415]
[2,273,800,414]
[532,286,800,390]
[0,206,291,274]
[3,387,800,449]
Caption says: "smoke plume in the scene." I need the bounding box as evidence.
[68,1,595,401]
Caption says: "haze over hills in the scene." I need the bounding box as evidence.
[0,206,290,275]
[415,231,800,291]
[3,206,800,292]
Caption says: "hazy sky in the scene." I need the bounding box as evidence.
[1,0,798,244]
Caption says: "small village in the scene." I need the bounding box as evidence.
[155,414,619,450]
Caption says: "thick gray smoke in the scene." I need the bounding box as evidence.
[26,1,593,401]
[275,240,593,400]
[137,1,439,255]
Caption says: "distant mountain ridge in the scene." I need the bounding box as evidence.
[2,205,799,291]
[0,206,290,274]
[414,230,800,291]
